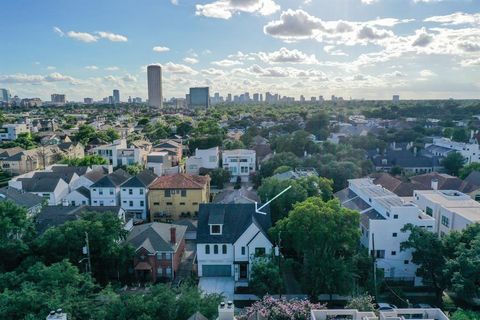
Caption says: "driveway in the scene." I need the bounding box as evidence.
[199,277,234,300]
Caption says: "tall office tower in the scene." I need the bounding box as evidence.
[253,93,259,102]
[84,98,93,104]
[188,87,210,108]
[392,95,400,104]
[226,93,232,103]
[51,94,66,104]
[260,94,263,102]
[147,65,163,108]
[300,95,305,103]
[113,89,120,104]
[0,88,11,102]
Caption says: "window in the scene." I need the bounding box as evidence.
[180,202,185,205]
[109,188,114,195]
[193,202,198,205]
[122,188,126,192]
[255,248,266,256]
[426,206,433,217]
[210,225,222,235]
[391,251,396,256]
[166,252,171,260]
[140,200,144,207]
[139,188,144,195]
[241,246,245,255]
[165,190,171,197]
[213,245,218,254]
[129,201,133,207]
[166,202,173,206]
[181,189,187,197]
[129,189,133,195]
[404,260,409,265]
[205,245,210,254]
[99,201,104,206]
[441,215,450,227]
[371,250,385,259]
[153,202,160,205]
[166,267,172,276]
[393,214,398,219]
[222,244,227,254]
[99,189,103,195]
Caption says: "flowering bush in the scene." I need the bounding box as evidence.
[237,296,325,320]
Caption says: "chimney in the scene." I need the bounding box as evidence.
[46,308,67,320]
[413,147,418,157]
[431,178,438,191]
[218,301,234,320]
[170,227,176,245]
[62,199,69,207]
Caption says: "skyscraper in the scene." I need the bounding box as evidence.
[147,65,163,108]
[188,87,210,108]
[51,94,66,105]
[113,89,120,104]
[0,88,11,102]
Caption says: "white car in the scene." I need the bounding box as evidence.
[377,303,398,311]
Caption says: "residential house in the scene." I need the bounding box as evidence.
[153,139,183,166]
[222,149,256,182]
[90,169,131,207]
[0,123,29,141]
[0,186,43,216]
[126,222,187,282]
[335,178,435,285]
[213,187,260,204]
[185,147,220,174]
[414,189,480,236]
[148,173,210,221]
[425,137,480,164]
[464,171,480,201]
[196,203,273,288]
[120,170,157,221]
[12,175,69,206]
[146,151,172,176]
[64,186,90,206]
[370,149,441,174]
[91,139,146,167]
[272,167,318,181]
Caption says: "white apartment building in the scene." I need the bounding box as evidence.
[414,189,480,237]
[336,179,435,285]
[119,170,157,221]
[0,123,29,141]
[91,139,146,167]
[426,137,480,164]
[146,151,171,176]
[222,149,256,182]
[186,147,220,174]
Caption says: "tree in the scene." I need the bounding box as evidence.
[0,201,36,272]
[249,256,283,297]
[237,296,325,320]
[75,124,97,146]
[259,152,302,178]
[401,224,448,305]
[209,168,230,189]
[345,294,376,312]
[452,128,469,143]
[33,211,133,284]
[305,112,329,139]
[125,163,144,175]
[271,198,360,299]
[103,128,121,143]
[459,163,480,179]
[451,309,480,320]
[441,152,466,176]
[223,139,245,150]
[60,155,108,166]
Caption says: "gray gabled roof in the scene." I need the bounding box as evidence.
[126,222,187,253]
[0,187,43,209]
[75,186,91,199]
[121,170,157,188]
[91,169,131,188]
[18,177,64,192]
[196,203,272,244]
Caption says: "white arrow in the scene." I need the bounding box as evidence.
[255,185,292,215]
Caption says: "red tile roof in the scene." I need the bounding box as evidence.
[149,173,210,190]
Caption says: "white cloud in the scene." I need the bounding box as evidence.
[361,0,378,4]
[212,59,243,67]
[420,69,436,77]
[201,68,226,76]
[196,0,280,19]
[122,74,137,82]
[0,72,77,84]
[46,66,56,70]
[66,31,98,43]
[105,66,120,71]
[184,57,199,64]
[153,46,170,53]
[53,26,64,37]
[164,62,198,75]
[424,12,480,26]
[171,0,179,4]
[460,57,480,67]
[85,65,99,70]
[96,31,128,42]
[256,47,319,64]
[323,45,348,56]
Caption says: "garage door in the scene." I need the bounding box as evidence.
[202,265,231,277]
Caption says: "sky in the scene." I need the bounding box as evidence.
[0,0,479,101]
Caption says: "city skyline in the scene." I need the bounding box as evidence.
[0,0,479,101]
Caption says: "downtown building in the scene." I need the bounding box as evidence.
[147,65,163,108]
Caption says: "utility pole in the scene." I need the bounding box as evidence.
[84,232,92,274]
[372,233,378,300]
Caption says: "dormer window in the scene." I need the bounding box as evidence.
[210,224,222,235]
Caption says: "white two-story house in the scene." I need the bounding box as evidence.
[90,169,131,207]
[120,170,157,221]
[222,149,256,182]
[196,203,273,288]
[186,147,220,174]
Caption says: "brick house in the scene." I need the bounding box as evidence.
[126,222,187,282]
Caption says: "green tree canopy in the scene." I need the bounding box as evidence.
[459,163,480,179]
[249,256,283,297]
[441,152,466,176]
[60,155,108,166]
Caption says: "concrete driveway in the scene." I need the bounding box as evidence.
[199,277,234,300]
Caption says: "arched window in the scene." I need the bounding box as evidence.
[213,245,218,254]
[222,244,227,254]
[205,245,210,254]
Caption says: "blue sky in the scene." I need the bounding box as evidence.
[0,0,479,101]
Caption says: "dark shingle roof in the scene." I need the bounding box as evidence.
[196,203,272,244]
[75,186,90,199]
[213,188,260,204]
[121,170,157,188]
[91,169,131,188]
[371,150,440,168]
[0,187,43,209]
[126,222,187,253]
[51,165,89,176]
[464,171,480,187]
[19,177,64,192]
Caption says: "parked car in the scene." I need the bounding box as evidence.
[413,303,433,308]
[377,303,398,311]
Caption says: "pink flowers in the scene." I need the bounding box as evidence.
[237,296,325,320]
